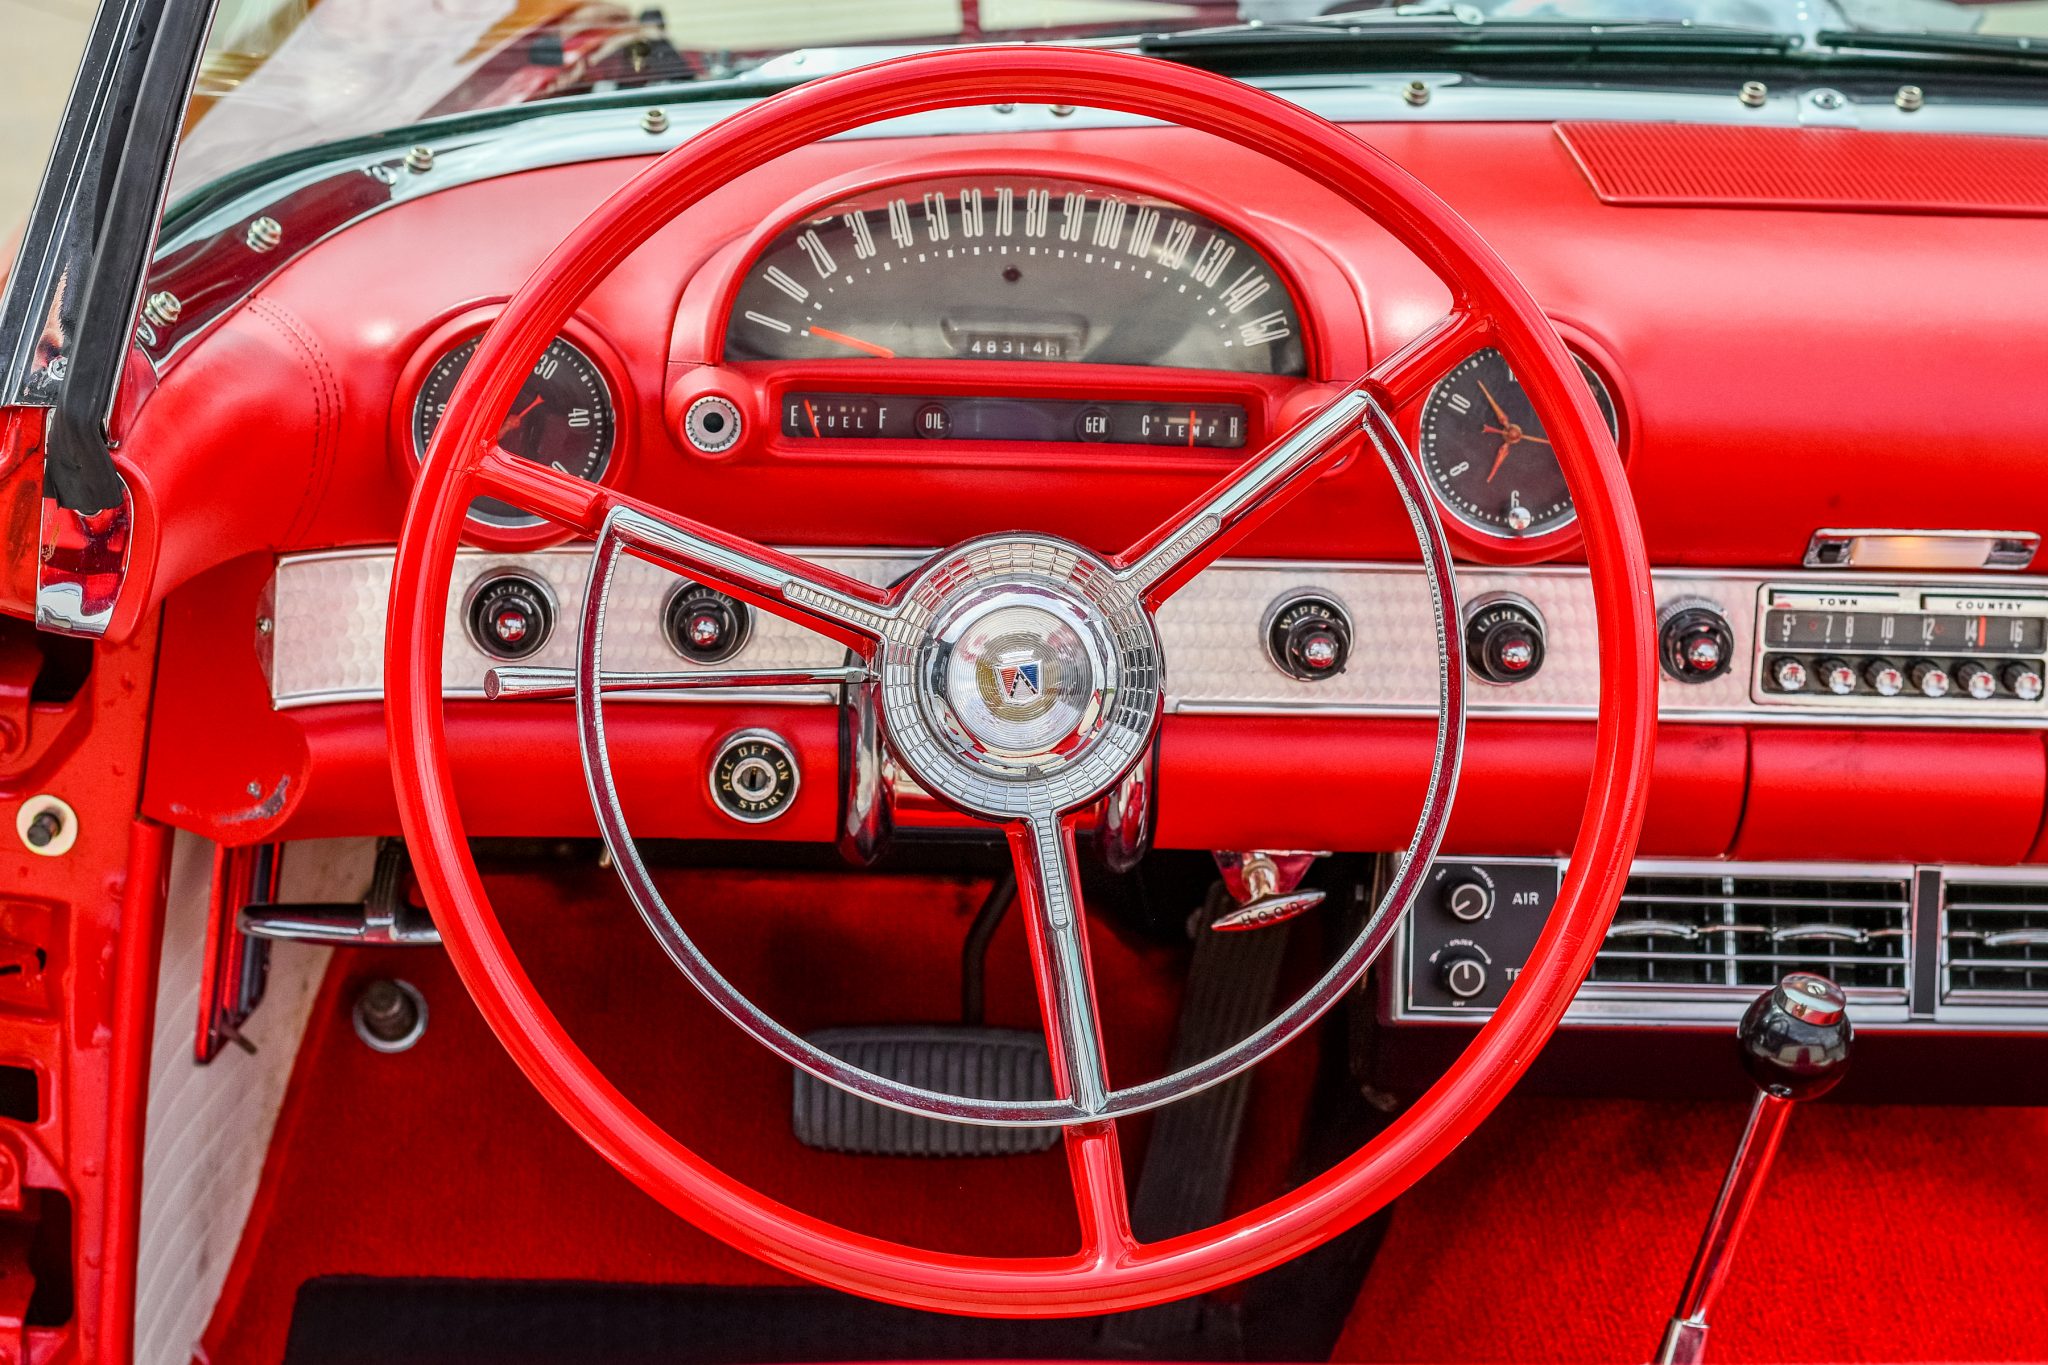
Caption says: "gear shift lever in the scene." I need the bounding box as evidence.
[1653,973,1852,1365]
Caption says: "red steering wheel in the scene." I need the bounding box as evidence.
[388,46,1655,1315]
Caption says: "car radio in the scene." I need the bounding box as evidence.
[1750,584,2045,712]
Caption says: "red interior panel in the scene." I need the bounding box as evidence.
[1737,728,2048,865]
[1158,718,1746,858]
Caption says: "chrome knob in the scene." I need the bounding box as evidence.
[1264,594,1353,682]
[2002,663,2044,702]
[1862,658,1903,697]
[1465,596,1546,685]
[1659,604,1734,684]
[1817,658,1856,696]
[1910,660,1950,698]
[1771,656,1808,692]
[1957,660,1998,700]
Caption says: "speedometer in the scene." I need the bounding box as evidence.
[723,176,1307,375]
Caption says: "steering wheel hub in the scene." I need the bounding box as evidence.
[937,593,1102,758]
[880,535,1163,820]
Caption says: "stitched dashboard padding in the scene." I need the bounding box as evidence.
[1557,120,2048,216]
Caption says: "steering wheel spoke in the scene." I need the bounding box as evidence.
[1009,812,1115,1118]
[473,443,897,651]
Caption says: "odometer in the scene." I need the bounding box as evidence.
[724,176,1307,375]
[412,334,615,529]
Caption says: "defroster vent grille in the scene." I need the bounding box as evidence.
[1592,870,1910,993]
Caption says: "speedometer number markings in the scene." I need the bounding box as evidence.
[724,176,1306,375]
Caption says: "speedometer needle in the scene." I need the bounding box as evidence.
[807,326,895,359]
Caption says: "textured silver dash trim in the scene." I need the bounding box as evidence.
[269,548,2048,728]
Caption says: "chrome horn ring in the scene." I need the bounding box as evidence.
[574,398,1464,1127]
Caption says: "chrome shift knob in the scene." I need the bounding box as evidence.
[1738,972,1852,1101]
[1655,974,1851,1365]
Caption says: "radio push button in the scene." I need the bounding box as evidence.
[1956,660,1999,700]
[1910,660,1952,698]
[2002,663,2045,702]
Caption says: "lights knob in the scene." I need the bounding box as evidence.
[663,583,751,664]
[1465,596,1546,685]
[465,573,555,661]
[1910,660,1951,698]
[1439,951,1489,1002]
[1863,658,1904,697]
[1265,595,1353,682]
[1659,604,1734,684]
[2002,663,2044,702]
[1956,660,1998,700]
[1816,657,1857,696]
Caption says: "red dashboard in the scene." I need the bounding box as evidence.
[95,117,2047,865]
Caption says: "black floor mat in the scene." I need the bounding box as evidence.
[280,1279,1241,1365]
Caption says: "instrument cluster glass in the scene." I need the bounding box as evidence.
[723,175,1307,376]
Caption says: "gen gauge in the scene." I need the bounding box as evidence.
[723,175,1307,375]
[1417,347,1619,539]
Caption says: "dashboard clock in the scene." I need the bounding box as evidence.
[412,333,617,529]
[1418,347,1619,539]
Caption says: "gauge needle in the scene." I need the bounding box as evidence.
[1487,441,1514,483]
[498,395,544,440]
[1476,379,1511,427]
[807,326,896,359]
[802,399,821,437]
[1483,423,1550,447]
[1188,408,1196,449]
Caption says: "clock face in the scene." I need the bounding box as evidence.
[1418,348,1619,539]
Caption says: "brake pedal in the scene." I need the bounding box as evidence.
[792,1026,1058,1157]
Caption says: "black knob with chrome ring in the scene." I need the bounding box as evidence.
[1264,594,1353,682]
[1658,603,1733,684]
[1464,595,1546,685]
[465,573,556,661]
[664,582,752,664]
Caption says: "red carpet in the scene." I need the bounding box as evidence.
[1334,1093,2048,1363]
[199,859,2048,1363]
[202,862,1314,1364]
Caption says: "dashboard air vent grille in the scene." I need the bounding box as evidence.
[1591,871,1910,992]
[1943,879,2048,998]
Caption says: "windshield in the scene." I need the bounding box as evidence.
[172,0,2048,198]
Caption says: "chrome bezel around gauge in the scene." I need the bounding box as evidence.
[390,305,633,551]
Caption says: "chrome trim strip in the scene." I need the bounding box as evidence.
[267,550,2048,728]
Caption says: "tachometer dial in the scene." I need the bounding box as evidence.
[1417,348,1619,538]
[724,176,1307,375]
[413,334,616,528]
